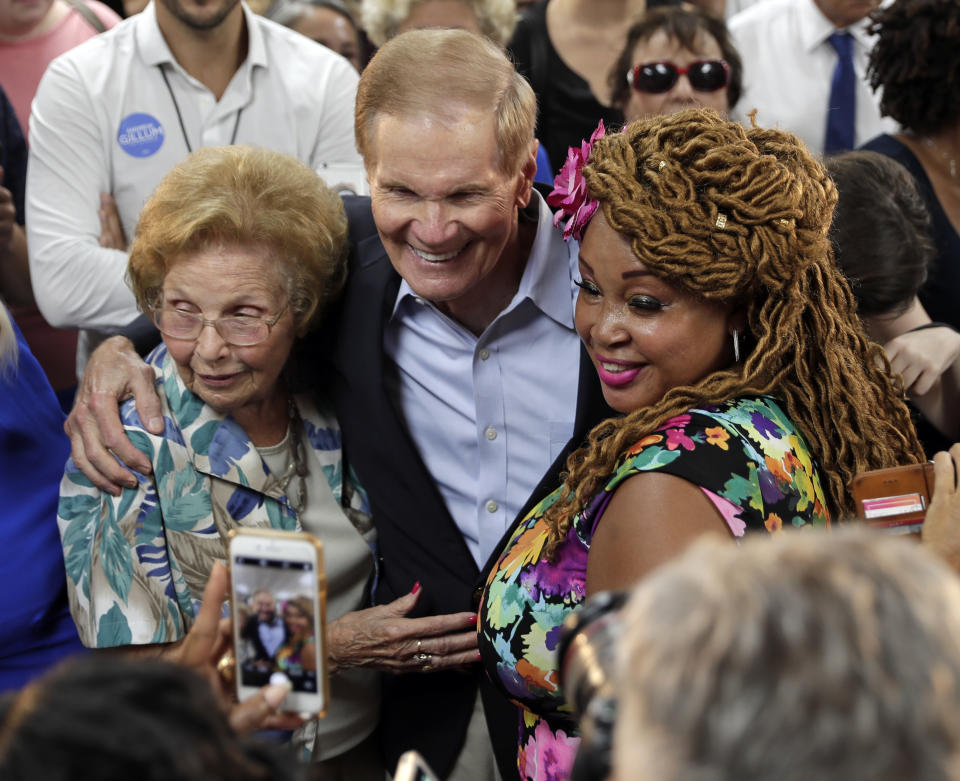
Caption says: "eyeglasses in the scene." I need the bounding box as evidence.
[627,60,729,94]
[151,305,288,347]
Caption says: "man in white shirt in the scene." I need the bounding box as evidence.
[729,0,896,154]
[26,0,359,373]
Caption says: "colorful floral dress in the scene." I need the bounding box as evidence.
[478,395,830,781]
[276,632,316,675]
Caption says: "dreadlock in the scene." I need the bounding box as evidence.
[544,109,923,554]
[867,0,960,136]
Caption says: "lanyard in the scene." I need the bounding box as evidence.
[158,65,242,153]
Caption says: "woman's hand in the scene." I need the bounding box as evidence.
[64,336,164,495]
[327,584,479,674]
[884,326,960,396]
[922,444,960,574]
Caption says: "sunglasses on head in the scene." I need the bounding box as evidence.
[627,60,729,94]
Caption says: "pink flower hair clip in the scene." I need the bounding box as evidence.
[546,120,606,242]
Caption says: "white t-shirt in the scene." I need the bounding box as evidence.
[26,1,360,372]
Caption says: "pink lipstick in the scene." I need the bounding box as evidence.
[594,357,642,388]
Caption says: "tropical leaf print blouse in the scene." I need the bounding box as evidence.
[478,395,830,781]
[57,345,371,648]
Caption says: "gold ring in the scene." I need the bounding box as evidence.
[216,650,236,686]
[413,652,432,666]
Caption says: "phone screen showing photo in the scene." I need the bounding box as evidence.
[233,555,320,695]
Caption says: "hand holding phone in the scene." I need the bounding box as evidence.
[922,444,960,573]
[159,562,304,732]
[228,529,329,716]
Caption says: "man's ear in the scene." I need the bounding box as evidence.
[514,139,539,208]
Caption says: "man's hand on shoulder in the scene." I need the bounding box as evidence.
[65,336,164,495]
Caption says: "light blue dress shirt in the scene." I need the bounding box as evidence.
[384,192,582,565]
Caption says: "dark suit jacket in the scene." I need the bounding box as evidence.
[321,196,611,778]
[240,614,289,664]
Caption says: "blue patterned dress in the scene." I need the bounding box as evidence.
[57,344,371,647]
[478,396,830,781]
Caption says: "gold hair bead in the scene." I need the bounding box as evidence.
[659,160,666,170]
[715,214,727,229]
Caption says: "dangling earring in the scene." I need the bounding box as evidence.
[732,329,741,363]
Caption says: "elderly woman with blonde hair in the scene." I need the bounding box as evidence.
[56,145,478,777]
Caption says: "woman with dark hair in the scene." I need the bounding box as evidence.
[609,5,743,123]
[862,0,960,333]
[266,0,364,72]
[826,150,959,452]
[507,0,644,172]
[0,656,301,781]
[478,109,923,781]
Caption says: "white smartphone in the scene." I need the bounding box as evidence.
[394,750,441,781]
[227,529,328,715]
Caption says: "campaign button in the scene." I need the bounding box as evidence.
[117,113,165,158]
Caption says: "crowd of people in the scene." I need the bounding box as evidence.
[2,0,960,779]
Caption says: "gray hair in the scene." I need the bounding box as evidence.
[614,529,960,781]
[360,0,517,47]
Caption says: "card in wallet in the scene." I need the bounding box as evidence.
[851,462,936,535]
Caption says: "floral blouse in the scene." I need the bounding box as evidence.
[58,345,371,648]
[478,395,830,781]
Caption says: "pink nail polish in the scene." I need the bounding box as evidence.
[468,614,478,625]
[411,581,421,595]
[475,652,483,661]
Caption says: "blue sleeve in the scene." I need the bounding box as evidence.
[0,315,84,691]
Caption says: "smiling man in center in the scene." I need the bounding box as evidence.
[333,29,611,778]
[64,28,611,781]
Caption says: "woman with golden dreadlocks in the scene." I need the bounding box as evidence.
[477,109,924,781]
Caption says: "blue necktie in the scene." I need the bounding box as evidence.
[824,32,856,154]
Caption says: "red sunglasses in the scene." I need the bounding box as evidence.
[627,60,730,94]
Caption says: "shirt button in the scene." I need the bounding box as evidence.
[485,427,497,441]
[414,297,426,305]
[486,500,498,513]
[479,348,490,360]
